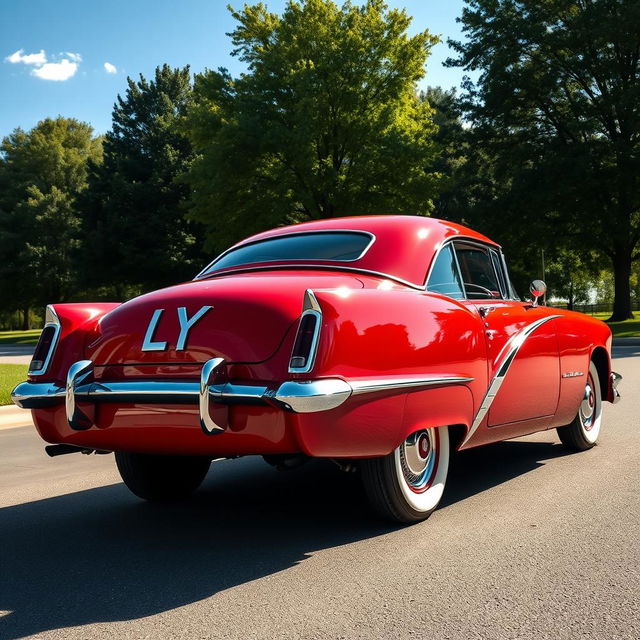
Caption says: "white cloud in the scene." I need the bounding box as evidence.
[31,59,78,81]
[5,48,81,81]
[5,49,47,65]
[103,61,117,74]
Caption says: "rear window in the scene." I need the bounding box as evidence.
[201,231,373,275]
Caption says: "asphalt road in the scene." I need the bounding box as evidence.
[1,347,638,640]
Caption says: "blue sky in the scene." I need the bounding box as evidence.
[0,0,470,140]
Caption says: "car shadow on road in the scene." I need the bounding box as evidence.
[0,438,567,639]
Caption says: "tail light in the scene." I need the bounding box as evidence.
[29,306,61,375]
[288,291,322,373]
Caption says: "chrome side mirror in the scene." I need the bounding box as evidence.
[529,280,547,307]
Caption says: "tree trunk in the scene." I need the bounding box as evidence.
[568,281,574,311]
[22,306,30,331]
[609,252,634,321]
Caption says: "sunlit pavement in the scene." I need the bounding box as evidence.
[0,346,638,639]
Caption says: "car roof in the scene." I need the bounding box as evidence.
[203,215,500,288]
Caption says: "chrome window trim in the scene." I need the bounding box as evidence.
[192,263,426,290]
[29,305,61,376]
[426,238,521,302]
[500,252,521,300]
[425,243,466,300]
[195,229,377,279]
[489,248,508,299]
[452,240,506,302]
[194,234,502,293]
[288,290,323,374]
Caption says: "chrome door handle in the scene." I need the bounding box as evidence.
[478,306,495,318]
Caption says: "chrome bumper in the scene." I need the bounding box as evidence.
[611,371,622,404]
[12,358,472,435]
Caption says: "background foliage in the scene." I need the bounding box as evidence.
[183,0,441,250]
[0,0,637,328]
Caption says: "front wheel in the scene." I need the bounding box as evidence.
[360,426,450,524]
[115,451,211,501]
[557,361,602,452]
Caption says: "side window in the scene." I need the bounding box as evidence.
[426,244,465,299]
[454,244,502,300]
[490,250,508,298]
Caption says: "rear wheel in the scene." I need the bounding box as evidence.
[557,361,602,452]
[115,452,211,501]
[360,426,450,524]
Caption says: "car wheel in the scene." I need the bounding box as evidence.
[557,361,602,452]
[115,452,211,501]
[360,426,450,524]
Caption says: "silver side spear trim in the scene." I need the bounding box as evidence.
[461,315,561,447]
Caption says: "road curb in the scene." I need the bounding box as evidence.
[613,337,640,346]
[0,404,31,429]
[0,344,35,355]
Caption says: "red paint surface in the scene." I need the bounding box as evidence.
[27,216,614,458]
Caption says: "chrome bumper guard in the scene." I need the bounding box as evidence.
[611,371,622,404]
[12,358,473,435]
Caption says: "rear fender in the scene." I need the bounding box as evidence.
[31,303,120,384]
[290,288,486,456]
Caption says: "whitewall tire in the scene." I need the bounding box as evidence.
[361,426,450,523]
[557,361,602,451]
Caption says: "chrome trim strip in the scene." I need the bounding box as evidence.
[196,229,377,279]
[461,315,561,447]
[210,382,269,403]
[12,382,65,407]
[611,371,622,404]
[196,263,425,290]
[12,364,475,418]
[29,305,61,376]
[350,375,474,395]
[272,379,353,413]
[66,360,93,430]
[288,290,323,374]
[303,289,321,312]
[199,357,225,434]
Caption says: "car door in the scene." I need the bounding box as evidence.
[451,241,561,427]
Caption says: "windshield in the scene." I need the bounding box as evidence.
[200,231,373,276]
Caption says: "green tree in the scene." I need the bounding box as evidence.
[183,0,441,250]
[420,87,470,221]
[449,0,640,320]
[0,118,102,328]
[81,65,200,297]
[545,250,599,309]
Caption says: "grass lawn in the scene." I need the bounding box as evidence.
[0,364,28,405]
[0,329,41,345]
[590,312,640,338]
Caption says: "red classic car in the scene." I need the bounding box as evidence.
[13,216,621,523]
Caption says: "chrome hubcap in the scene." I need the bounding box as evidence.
[580,378,596,429]
[399,430,437,490]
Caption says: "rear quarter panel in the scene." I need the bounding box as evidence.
[291,289,487,457]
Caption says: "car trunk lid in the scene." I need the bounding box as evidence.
[86,271,364,365]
